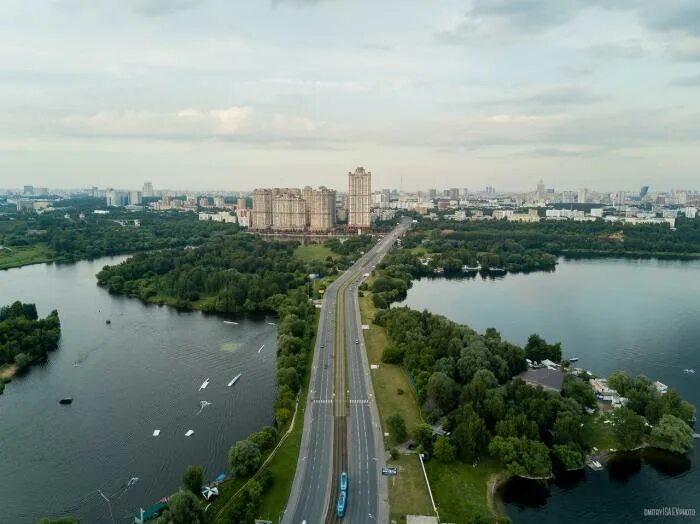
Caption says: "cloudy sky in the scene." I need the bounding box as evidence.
[1,0,698,192]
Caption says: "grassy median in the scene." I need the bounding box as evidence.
[358,291,434,521]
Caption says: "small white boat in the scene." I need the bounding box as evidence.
[266,322,276,326]
[258,345,265,353]
[153,429,161,437]
[569,357,579,362]
[199,378,210,391]
[682,368,695,374]
[227,373,242,387]
[223,320,239,325]
[185,429,194,437]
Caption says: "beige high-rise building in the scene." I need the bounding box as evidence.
[251,186,336,232]
[348,167,371,229]
[252,189,274,229]
[309,187,336,232]
[272,192,307,231]
[237,196,247,210]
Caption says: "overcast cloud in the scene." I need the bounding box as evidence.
[0,0,698,191]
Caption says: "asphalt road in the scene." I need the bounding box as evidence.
[282,220,410,524]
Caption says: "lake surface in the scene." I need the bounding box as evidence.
[0,257,278,523]
[398,258,700,524]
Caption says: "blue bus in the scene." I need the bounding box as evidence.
[340,471,348,492]
[337,490,347,518]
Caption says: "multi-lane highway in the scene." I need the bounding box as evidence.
[282,220,410,524]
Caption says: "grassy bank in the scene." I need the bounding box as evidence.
[425,458,503,522]
[0,244,54,270]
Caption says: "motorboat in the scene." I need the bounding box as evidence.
[683,368,695,374]
[199,378,210,391]
[59,397,73,405]
[227,373,242,387]
[569,357,580,362]
[223,320,239,325]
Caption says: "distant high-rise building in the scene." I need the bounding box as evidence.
[23,185,34,196]
[237,196,247,210]
[537,179,546,200]
[461,188,469,198]
[129,191,142,205]
[640,186,649,198]
[348,167,371,229]
[272,191,307,231]
[142,182,154,198]
[252,189,274,229]
[106,189,128,207]
[428,188,437,200]
[578,188,588,204]
[308,187,336,232]
[213,195,225,208]
[448,188,459,200]
[615,191,626,207]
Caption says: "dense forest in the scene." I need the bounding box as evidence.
[373,307,696,477]
[0,301,61,382]
[96,232,339,311]
[0,210,234,267]
[410,217,700,266]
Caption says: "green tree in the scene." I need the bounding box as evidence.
[434,436,456,463]
[607,371,633,396]
[413,423,434,449]
[229,439,262,477]
[488,436,552,478]
[248,426,278,452]
[610,407,647,450]
[156,490,205,524]
[181,465,203,495]
[14,352,32,371]
[275,407,292,428]
[387,412,408,443]
[0,381,4,395]
[552,444,585,470]
[650,414,694,454]
[561,376,597,410]
[524,334,562,363]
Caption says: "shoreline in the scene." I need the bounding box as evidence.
[0,364,17,381]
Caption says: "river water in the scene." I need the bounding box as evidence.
[0,256,278,523]
[398,258,700,524]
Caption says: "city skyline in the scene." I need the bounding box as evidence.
[1,1,699,190]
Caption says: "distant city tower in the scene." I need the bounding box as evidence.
[348,167,371,229]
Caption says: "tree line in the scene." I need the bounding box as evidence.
[0,301,61,383]
[1,210,234,266]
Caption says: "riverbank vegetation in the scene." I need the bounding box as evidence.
[0,210,234,270]
[0,301,61,387]
[361,297,696,522]
[364,219,700,307]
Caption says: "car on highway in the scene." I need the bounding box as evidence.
[355,339,359,344]
[340,471,348,492]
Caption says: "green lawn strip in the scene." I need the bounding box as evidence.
[294,243,337,262]
[0,244,55,269]
[387,455,435,523]
[425,458,503,523]
[358,292,433,518]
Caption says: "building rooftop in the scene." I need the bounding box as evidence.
[517,367,565,392]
